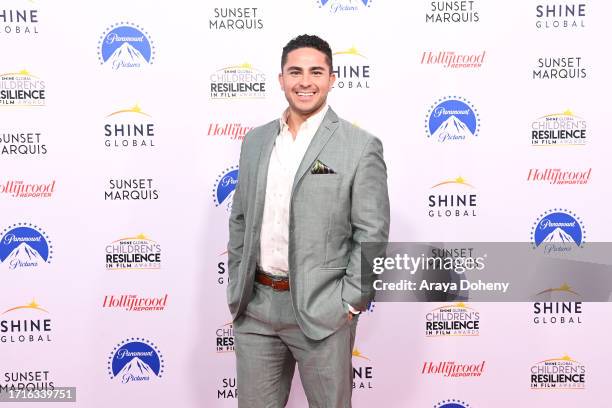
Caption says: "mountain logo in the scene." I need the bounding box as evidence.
[434,400,471,408]
[531,209,585,250]
[98,23,155,70]
[426,97,479,142]
[0,223,52,270]
[213,166,239,211]
[108,338,164,384]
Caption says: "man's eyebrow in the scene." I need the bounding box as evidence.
[285,65,328,71]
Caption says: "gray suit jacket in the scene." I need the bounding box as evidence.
[227,108,390,340]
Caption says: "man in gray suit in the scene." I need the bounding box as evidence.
[227,34,390,408]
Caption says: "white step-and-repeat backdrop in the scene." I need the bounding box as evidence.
[2,1,610,407]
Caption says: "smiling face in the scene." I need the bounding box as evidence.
[279,47,336,122]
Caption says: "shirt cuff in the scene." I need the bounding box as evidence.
[347,304,361,314]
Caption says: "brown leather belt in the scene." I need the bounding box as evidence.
[255,270,290,291]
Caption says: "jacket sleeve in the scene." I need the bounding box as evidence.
[227,134,249,288]
[341,136,390,311]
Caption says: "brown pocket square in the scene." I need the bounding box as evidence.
[311,160,336,174]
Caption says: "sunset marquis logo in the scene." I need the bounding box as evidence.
[332,47,371,90]
[530,355,585,389]
[217,377,237,399]
[0,70,45,106]
[536,4,585,29]
[425,303,479,337]
[104,104,155,149]
[527,168,591,184]
[103,294,167,311]
[210,63,266,99]
[352,348,374,390]
[0,180,55,198]
[207,123,253,141]
[108,338,164,384]
[421,51,486,69]
[426,97,479,142]
[105,178,159,200]
[216,322,234,353]
[0,224,51,270]
[0,8,39,35]
[533,56,586,79]
[105,234,161,270]
[1,370,55,393]
[434,400,471,408]
[316,0,373,14]
[422,361,486,378]
[533,284,582,325]
[209,7,263,30]
[98,23,155,70]
[428,177,477,218]
[213,166,239,212]
[531,110,587,146]
[426,1,479,23]
[0,131,46,156]
[0,300,52,343]
[530,209,585,252]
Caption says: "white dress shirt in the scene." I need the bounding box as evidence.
[257,105,359,315]
[259,104,329,276]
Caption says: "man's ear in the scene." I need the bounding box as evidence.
[329,73,336,88]
[278,73,284,91]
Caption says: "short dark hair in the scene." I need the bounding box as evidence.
[281,34,333,73]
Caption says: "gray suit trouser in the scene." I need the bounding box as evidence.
[234,281,358,408]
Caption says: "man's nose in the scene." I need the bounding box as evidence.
[299,73,313,87]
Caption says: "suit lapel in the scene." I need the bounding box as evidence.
[253,121,279,236]
[291,108,340,196]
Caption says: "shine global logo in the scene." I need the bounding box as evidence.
[426,97,479,142]
[530,209,585,252]
[332,47,371,90]
[108,338,164,384]
[98,23,155,70]
[530,355,585,389]
[428,177,477,218]
[0,223,52,271]
[104,104,155,149]
[0,6,39,35]
[1,299,52,344]
[352,348,374,390]
[536,4,586,29]
[316,0,373,14]
[533,284,582,325]
[434,400,471,408]
[213,166,239,212]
